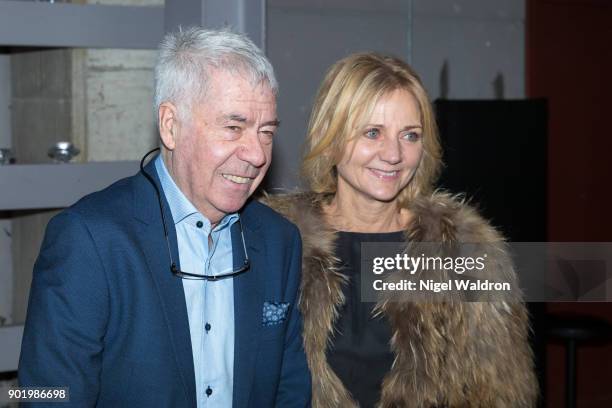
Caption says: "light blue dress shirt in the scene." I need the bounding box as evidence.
[156,156,237,407]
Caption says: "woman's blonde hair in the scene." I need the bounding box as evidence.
[302,53,442,205]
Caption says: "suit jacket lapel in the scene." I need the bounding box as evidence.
[232,206,264,408]
[133,158,197,407]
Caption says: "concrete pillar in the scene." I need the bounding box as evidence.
[10,49,85,164]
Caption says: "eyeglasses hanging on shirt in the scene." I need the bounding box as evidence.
[140,148,250,281]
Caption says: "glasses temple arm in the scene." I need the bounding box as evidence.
[139,147,178,271]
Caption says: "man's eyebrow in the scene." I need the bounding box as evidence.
[221,115,280,127]
[261,119,281,127]
[224,114,247,123]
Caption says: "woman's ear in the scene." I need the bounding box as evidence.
[158,102,178,150]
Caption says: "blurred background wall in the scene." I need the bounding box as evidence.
[265,0,525,189]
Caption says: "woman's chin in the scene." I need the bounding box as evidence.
[361,190,402,204]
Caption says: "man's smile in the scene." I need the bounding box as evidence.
[222,173,255,184]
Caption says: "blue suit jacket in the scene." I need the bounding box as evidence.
[19,160,311,407]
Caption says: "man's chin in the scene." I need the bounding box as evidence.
[215,198,249,216]
[213,184,261,215]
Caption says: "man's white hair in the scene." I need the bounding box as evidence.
[154,27,278,116]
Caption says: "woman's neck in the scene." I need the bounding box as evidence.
[323,192,411,233]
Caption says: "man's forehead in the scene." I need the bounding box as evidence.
[191,82,276,118]
[208,67,274,94]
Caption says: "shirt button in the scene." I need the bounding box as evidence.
[205,323,211,332]
[196,220,204,228]
[205,386,213,397]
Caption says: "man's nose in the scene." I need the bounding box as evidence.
[379,136,401,164]
[238,131,267,168]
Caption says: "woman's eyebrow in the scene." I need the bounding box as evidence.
[362,123,422,130]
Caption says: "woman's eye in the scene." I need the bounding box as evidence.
[365,128,380,139]
[402,131,421,142]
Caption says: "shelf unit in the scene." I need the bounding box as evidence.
[0,1,163,49]
[0,0,161,372]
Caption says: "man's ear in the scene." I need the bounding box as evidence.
[158,102,178,150]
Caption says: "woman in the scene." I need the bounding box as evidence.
[264,53,537,407]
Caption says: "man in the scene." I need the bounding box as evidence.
[19,28,311,407]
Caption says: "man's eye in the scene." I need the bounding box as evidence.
[364,128,380,139]
[402,131,421,142]
[260,130,275,144]
[227,126,242,132]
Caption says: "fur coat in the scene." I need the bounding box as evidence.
[262,192,537,408]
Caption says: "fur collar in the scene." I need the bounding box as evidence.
[262,192,537,408]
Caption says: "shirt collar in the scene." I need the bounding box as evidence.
[154,155,239,230]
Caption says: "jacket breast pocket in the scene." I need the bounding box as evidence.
[260,319,287,341]
[260,300,290,341]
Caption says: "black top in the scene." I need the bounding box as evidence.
[327,231,404,408]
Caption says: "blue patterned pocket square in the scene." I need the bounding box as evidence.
[262,301,290,326]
